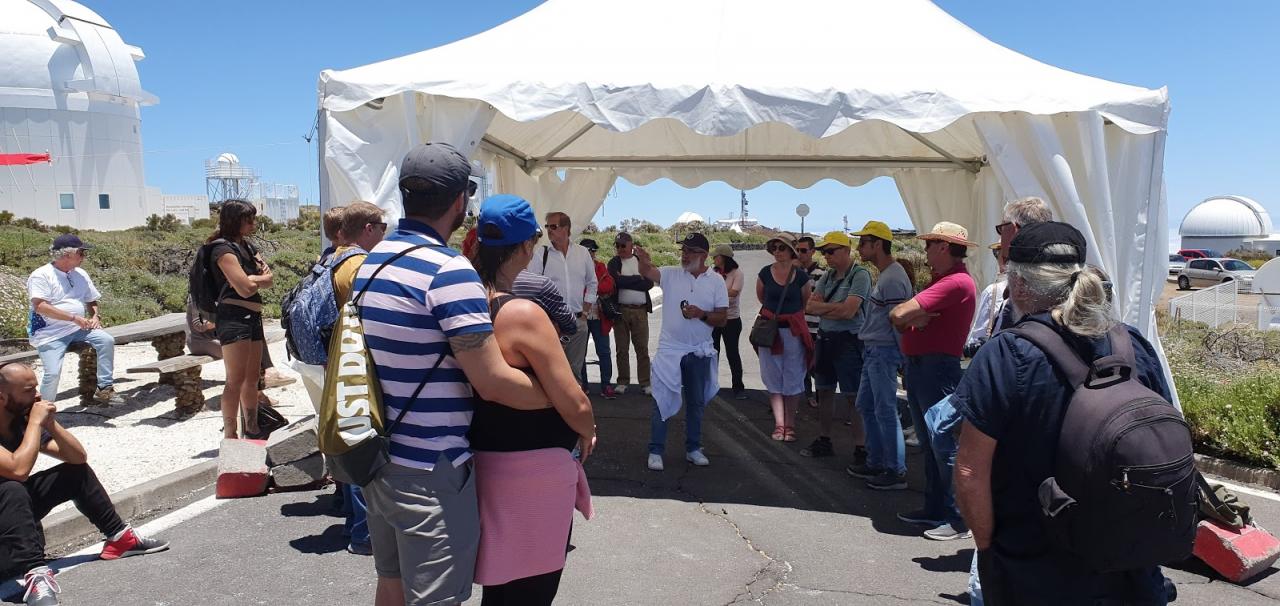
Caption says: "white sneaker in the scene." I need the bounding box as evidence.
[641,385,653,396]
[615,384,628,395]
[647,453,664,471]
[686,449,710,466]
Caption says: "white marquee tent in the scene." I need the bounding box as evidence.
[316,0,1170,339]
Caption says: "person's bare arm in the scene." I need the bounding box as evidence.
[0,402,54,481]
[450,331,549,410]
[217,253,266,299]
[822,295,864,321]
[755,278,765,305]
[499,300,596,455]
[633,246,661,285]
[32,299,94,330]
[41,420,87,465]
[955,420,998,550]
[890,297,935,330]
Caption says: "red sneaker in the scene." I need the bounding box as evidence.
[99,528,170,560]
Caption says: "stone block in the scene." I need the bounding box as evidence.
[265,415,318,466]
[216,438,269,499]
[1193,519,1280,583]
[270,452,327,490]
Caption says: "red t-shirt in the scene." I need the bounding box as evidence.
[900,262,977,357]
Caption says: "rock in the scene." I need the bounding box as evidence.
[270,452,327,490]
[266,415,318,466]
[216,438,269,499]
[1194,519,1280,583]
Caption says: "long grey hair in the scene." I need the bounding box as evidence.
[1007,244,1114,337]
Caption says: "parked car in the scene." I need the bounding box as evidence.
[1168,254,1186,278]
[1178,248,1222,260]
[1176,257,1255,291]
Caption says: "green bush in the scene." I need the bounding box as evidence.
[1177,372,1280,469]
[0,211,12,226]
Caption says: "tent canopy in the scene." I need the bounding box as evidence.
[317,0,1170,337]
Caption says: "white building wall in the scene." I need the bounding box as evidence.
[161,193,210,224]
[0,106,150,230]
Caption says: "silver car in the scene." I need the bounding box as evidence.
[1176,257,1256,291]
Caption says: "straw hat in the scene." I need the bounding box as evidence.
[918,221,976,247]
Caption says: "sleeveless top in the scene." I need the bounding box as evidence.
[467,294,578,452]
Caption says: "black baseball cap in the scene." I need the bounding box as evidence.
[1007,221,1086,264]
[51,233,91,250]
[615,232,633,245]
[579,238,599,252]
[399,142,471,194]
[678,233,710,252]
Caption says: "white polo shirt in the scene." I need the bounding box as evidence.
[657,266,728,349]
[27,263,101,347]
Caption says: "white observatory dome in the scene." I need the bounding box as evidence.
[1179,195,1273,238]
[217,153,241,165]
[673,211,706,225]
[0,0,157,113]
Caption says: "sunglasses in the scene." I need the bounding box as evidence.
[466,180,478,198]
[615,243,629,248]
[767,244,790,253]
[995,221,1014,235]
[681,246,707,254]
[545,223,565,231]
[795,248,812,254]
[370,222,388,231]
[818,247,844,255]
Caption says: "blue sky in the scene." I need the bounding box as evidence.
[105,1,1279,241]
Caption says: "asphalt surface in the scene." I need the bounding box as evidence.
[22,251,1280,605]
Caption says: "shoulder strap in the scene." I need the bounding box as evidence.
[822,266,863,303]
[383,352,447,437]
[539,245,550,276]
[773,267,798,314]
[1009,321,1091,388]
[352,244,434,305]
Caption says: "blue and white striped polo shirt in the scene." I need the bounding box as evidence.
[353,219,491,470]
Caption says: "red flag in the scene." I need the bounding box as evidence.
[0,153,51,166]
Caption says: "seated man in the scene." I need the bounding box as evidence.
[27,235,115,405]
[0,362,169,606]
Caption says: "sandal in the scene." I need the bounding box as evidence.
[771,426,786,441]
[783,427,798,442]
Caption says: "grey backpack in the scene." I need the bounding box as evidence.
[1011,321,1198,572]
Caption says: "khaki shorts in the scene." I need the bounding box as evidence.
[365,457,479,606]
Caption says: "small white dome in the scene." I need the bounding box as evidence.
[1179,195,1272,238]
[673,211,706,225]
[217,152,240,165]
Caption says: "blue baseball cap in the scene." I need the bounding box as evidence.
[477,194,540,246]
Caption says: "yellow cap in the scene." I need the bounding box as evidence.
[816,230,852,250]
[850,220,893,243]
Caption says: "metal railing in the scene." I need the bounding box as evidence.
[1169,280,1239,328]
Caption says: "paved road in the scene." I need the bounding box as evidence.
[29,250,1280,605]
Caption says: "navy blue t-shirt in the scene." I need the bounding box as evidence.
[952,314,1172,600]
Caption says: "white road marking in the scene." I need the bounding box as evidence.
[1,495,226,598]
[1210,478,1280,504]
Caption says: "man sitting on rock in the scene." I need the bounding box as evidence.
[0,362,169,605]
[26,234,114,405]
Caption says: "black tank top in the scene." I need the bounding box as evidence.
[467,295,578,452]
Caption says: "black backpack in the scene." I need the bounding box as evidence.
[188,238,225,315]
[1011,321,1198,573]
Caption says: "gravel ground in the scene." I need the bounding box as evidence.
[30,320,313,513]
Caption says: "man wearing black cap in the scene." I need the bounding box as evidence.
[953,222,1175,605]
[353,142,549,606]
[27,234,115,405]
[633,233,728,471]
[608,231,654,395]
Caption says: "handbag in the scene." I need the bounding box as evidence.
[319,243,447,487]
[600,294,622,321]
[749,266,797,349]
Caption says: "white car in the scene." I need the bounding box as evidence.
[1168,254,1186,279]
[1176,257,1256,291]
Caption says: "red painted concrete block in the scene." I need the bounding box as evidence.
[1193,519,1280,583]
[216,438,269,499]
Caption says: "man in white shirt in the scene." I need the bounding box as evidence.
[634,233,728,471]
[528,211,598,385]
[608,232,654,395]
[27,234,115,404]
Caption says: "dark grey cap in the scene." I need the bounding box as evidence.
[52,233,91,250]
[399,142,471,194]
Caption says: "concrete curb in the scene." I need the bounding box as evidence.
[44,460,218,554]
[1196,453,1280,492]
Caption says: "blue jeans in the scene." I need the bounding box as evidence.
[340,482,369,547]
[903,354,964,528]
[35,329,115,402]
[580,318,612,388]
[855,345,905,474]
[969,550,984,606]
[648,353,713,455]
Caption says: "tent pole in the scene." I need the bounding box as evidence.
[481,135,531,168]
[539,157,971,169]
[900,130,982,173]
[528,121,596,170]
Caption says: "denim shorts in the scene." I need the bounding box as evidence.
[215,304,264,345]
[813,330,863,393]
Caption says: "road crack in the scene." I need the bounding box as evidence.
[788,585,955,604]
